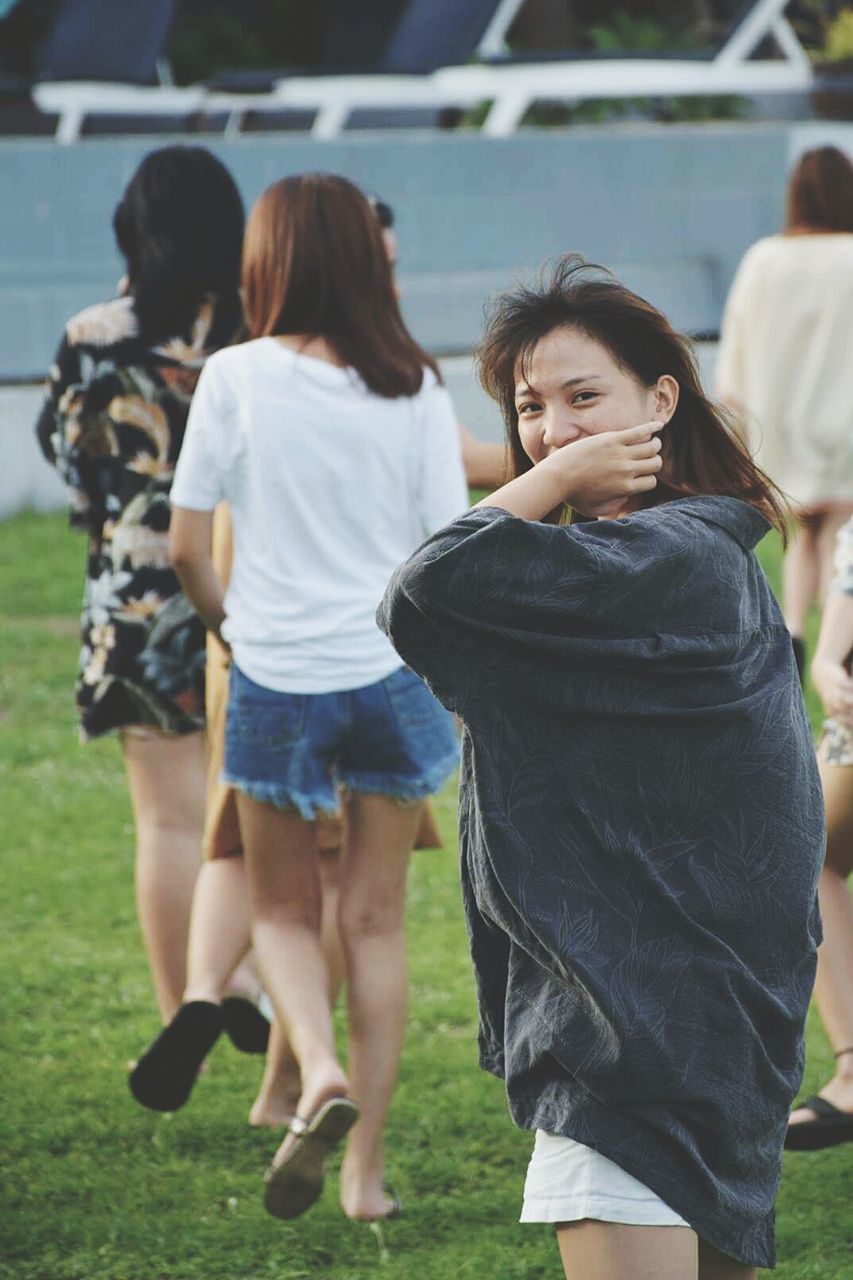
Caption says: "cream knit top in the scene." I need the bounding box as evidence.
[716,233,853,509]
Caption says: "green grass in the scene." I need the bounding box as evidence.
[0,512,850,1279]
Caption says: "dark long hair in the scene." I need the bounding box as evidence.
[476,255,788,536]
[785,146,853,234]
[113,145,244,346]
[241,173,438,397]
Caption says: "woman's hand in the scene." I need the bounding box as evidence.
[811,656,853,724]
[812,592,853,723]
[474,421,662,523]
[548,422,663,518]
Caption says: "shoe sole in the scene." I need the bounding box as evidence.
[263,1098,359,1220]
[129,1002,222,1112]
[221,996,270,1055]
[784,1119,853,1151]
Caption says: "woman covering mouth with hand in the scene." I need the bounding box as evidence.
[379,256,824,1280]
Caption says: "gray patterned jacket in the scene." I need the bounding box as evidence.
[379,496,824,1269]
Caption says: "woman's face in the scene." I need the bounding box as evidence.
[514,326,676,464]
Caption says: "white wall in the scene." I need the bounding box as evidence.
[1,384,64,519]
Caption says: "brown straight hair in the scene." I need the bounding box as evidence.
[241,172,438,397]
[785,146,853,234]
[476,255,789,537]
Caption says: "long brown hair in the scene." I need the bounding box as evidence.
[476,255,789,537]
[785,146,853,234]
[241,172,438,397]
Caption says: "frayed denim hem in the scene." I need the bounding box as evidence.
[221,771,339,823]
[340,749,459,803]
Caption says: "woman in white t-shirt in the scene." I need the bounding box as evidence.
[717,146,853,678]
[135,173,468,1222]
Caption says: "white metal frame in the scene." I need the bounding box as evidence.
[31,0,812,143]
[33,81,206,143]
[476,0,526,59]
[447,0,814,137]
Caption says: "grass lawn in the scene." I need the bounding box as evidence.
[0,510,850,1280]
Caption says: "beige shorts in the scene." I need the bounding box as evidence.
[520,1130,690,1228]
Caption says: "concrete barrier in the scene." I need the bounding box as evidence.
[5,121,851,383]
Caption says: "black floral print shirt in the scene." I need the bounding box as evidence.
[36,296,221,739]
[379,497,824,1269]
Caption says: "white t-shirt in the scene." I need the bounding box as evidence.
[170,337,469,693]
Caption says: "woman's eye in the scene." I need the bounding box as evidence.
[572,390,598,404]
[517,402,541,416]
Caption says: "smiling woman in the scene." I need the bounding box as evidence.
[512,329,677,457]
[477,255,788,532]
[379,256,824,1280]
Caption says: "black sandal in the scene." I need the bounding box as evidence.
[221,995,270,1055]
[784,1095,853,1150]
[379,1184,404,1220]
[129,1000,223,1112]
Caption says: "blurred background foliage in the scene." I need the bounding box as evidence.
[0,1,850,86]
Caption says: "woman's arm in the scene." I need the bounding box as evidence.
[475,421,662,521]
[379,428,672,709]
[812,593,853,724]
[170,506,228,646]
[457,423,507,490]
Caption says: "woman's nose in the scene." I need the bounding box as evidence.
[542,413,583,450]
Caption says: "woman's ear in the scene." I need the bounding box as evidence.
[653,375,679,425]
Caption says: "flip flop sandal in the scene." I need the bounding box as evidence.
[129,1001,223,1112]
[380,1184,404,1220]
[221,995,270,1055]
[784,1095,853,1151]
[352,1183,405,1224]
[263,1097,359,1220]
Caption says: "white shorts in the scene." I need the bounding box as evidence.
[520,1130,690,1228]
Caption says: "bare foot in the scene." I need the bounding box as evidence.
[270,1064,350,1171]
[789,1071,853,1125]
[249,1087,299,1129]
[340,1156,399,1221]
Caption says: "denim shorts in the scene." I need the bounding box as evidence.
[223,663,459,819]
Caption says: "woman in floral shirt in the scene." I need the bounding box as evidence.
[35,145,244,1021]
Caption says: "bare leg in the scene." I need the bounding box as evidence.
[338,793,421,1221]
[698,1238,757,1280]
[182,857,252,1004]
[790,756,853,1123]
[250,1019,301,1128]
[122,729,205,1022]
[782,516,820,639]
[816,510,853,603]
[556,1222,698,1280]
[236,794,349,1156]
[224,953,264,1002]
[250,845,346,1127]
